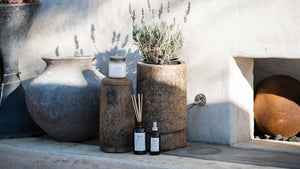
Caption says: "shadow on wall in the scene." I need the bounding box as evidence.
[90,24,142,92]
[55,35,84,57]
[234,57,253,90]
[187,102,252,145]
[51,24,142,92]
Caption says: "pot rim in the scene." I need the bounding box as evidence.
[137,60,186,67]
[0,2,42,7]
[42,56,95,61]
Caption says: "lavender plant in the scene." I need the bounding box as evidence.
[130,1,190,64]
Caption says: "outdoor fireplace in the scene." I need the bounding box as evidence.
[229,57,300,144]
[187,56,300,150]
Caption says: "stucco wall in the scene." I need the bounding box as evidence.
[20,0,300,145]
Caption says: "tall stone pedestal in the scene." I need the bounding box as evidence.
[99,77,135,153]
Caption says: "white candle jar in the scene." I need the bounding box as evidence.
[108,56,126,78]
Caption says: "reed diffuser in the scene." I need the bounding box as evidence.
[131,93,146,154]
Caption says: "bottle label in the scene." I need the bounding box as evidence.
[109,63,126,78]
[150,137,159,152]
[134,132,145,151]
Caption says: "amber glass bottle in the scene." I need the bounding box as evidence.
[150,122,160,155]
[134,122,146,154]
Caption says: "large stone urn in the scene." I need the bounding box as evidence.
[0,3,44,138]
[137,61,187,151]
[25,56,105,142]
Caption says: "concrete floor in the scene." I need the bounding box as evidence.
[0,135,300,169]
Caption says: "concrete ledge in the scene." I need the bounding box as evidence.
[1,136,300,169]
[233,139,300,155]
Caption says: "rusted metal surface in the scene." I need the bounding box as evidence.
[254,75,300,137]
[99,77,135,153]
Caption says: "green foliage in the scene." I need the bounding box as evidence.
[130,1,190,65]
[133,21,183,64]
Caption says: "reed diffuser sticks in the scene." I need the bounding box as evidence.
[131,93,143,122]
[132,93,146,154]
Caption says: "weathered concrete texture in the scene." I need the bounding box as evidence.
[137,61,187,150]
[146,129,188,152]
[100,77,135,153]
[0,3,41,76]
[233,139,300,156]
[254,75,300,137]
[159,129,187,151]
[25,57,105,142]
[1,137,300,169]
[166,142,300,168]
[137,61,187,134]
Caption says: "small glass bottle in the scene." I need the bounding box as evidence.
[150,122,160,155]
[134,122,146,154]
[108,56,126,78]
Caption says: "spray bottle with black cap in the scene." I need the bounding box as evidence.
[150,121,160,155]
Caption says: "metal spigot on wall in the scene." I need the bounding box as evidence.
[188,94,206,109]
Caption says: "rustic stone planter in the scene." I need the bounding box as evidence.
[0,3,43,138]
[25,57,105,142]
[137,61,187,151]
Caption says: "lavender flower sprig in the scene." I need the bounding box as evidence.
[184,2,191,23]
[147,0,151,12]
[152,9,155,19]
[158,3,163,19]
[129,3,136,24]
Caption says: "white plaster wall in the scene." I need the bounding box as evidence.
[232,0,300,59]
[20,0,300,145]
[229,57,254,144]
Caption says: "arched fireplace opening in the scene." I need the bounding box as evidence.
[253,58,300,142]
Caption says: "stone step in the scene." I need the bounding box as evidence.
[0,136,300,169]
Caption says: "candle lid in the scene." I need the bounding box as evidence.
[109,56,126,62]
